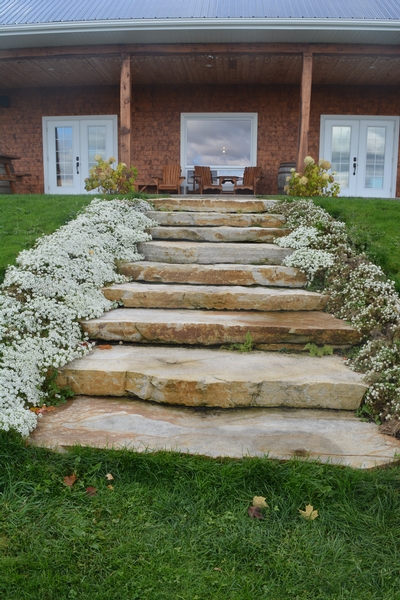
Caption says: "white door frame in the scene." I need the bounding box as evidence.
[320,115,399,198]
[42,115,118,194]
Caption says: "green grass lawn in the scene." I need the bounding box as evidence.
[312,197,400,293]
[1,433,400,600]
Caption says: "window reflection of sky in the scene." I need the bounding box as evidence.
[187,119,251,166]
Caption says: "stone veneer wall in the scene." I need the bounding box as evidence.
[1,84,399,195]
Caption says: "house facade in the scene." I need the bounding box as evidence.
[0,0,399,197]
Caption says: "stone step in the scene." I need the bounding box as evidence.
[30,396,400,468]
[103,282,328,311]
[146,211,286,228]
[82,308,360,347]
[151,197,278,213]
[138,241,293,264]
[148,226,290,243]
[118,261,307,288]
[57,346,367,410]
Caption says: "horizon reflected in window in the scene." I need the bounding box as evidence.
[186,119,252,167]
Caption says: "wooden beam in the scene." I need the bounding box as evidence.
[297,52,313,173]
[120,53,131,167]
[1,42,400,61]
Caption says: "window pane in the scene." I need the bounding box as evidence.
[186,119,252,167]
[331,126,351,188]
[88,126,107,169]
[365,126,386,189]
[55,127,73,187]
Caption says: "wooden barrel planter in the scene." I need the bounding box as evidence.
[277,162,296,195]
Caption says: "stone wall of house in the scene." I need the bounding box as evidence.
[1,83,399,196]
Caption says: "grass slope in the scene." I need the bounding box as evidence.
[0,194,94,283]
[312,197,400,293]
[1,434,400,600]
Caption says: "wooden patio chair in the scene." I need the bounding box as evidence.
[233,166,262,195]
[193,166,222,194]
[154,165,185,194]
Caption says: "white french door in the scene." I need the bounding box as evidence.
[320,116,399,198]
[43,116,118,194]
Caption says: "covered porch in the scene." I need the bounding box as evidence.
[0,42,399,196]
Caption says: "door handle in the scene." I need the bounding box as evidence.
[353,157,357,175]
[76,157,80,174]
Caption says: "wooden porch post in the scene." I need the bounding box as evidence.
[120,53,131,166]
[296,52,313,172]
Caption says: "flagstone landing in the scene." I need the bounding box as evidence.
[29,396,400,469]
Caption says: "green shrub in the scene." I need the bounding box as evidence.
[285,156,340,197]
[84,155,138,194]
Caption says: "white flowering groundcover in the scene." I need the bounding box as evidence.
[276,200,400,427]
[0,198,157,436]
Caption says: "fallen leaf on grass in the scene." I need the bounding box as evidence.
[107,485,114,490]
[105,473,114,481]
[248,506,265,520]
[299,504,318,520]
[63,474,77,487]
[252,496,268,509]
[98,345,113,350]
[29,404,57,415]
[86,487,97,496]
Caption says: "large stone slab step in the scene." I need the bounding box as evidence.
[146,211,286,228]
[57,346,366,411]
[118,261,307,288]
[151,197,278,213]
[138,241,293,264]
[30,396,400,468]
[103,282,327,311]
[148,226,290,243]
[82,308,360,347]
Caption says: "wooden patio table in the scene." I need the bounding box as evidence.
[217,175,240,185]
[217,175,240,194]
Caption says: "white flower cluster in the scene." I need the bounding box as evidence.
[278,200,333,229]
[328,262,400,339]
[275,226,320,249]
[0,198,156,436]
[277,200,350,253]
[273,198,400,424]
[282,248,335,282]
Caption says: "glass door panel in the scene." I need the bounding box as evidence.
[80,119,115,177]
[55,126,75,188]
[46,120,80,194]
[88,125,107,169]
[331,126,351,189]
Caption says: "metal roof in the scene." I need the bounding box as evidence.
[1,0,399,25]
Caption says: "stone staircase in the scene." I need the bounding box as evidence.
[57,196,366,412]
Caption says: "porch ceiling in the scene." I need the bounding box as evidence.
[1,52,400,90]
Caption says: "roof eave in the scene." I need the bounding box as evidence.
[1,17,400,35]
[0,18,399,49]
